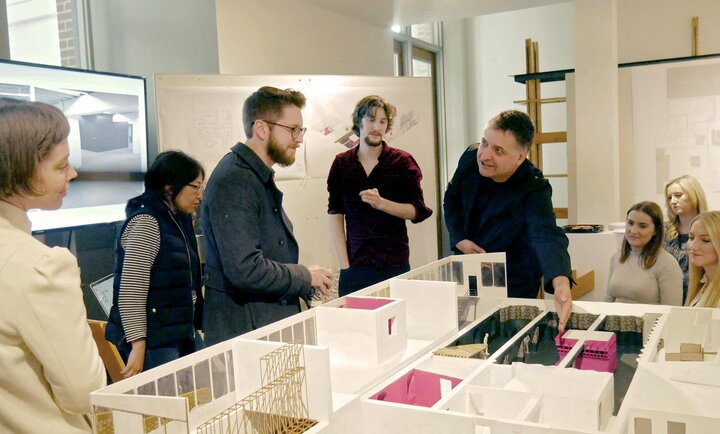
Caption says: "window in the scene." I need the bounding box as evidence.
[5,0,86,67]
[411,47,434,78]
[393,39,404,76]
[393,22,445,258]
[410,23,439,45]
[7,0,62,65]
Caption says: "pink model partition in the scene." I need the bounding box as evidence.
[344,297,395,310]
[370,369,462,407]
[555,331,618,372]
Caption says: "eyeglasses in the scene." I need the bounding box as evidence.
[186,183,204,194]
[261,120,307,140]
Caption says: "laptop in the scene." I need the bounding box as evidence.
[89,274,115,317]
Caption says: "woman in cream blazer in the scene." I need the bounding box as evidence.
[0,98,106,433]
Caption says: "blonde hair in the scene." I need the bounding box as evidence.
[664,175,708,241]
[685,211,720,308]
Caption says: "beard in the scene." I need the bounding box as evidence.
[363,134,383,147]
[267,135,296,167]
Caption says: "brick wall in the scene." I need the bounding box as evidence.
[56,0,76,67]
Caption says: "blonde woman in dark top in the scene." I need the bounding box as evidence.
[663,175,708,302]
[686,211,720,308]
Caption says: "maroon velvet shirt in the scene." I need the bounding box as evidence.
[327,143,432,269]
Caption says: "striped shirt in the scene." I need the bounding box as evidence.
[117,214,161,342]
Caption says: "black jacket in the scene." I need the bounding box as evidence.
[444,145,572,298]
[106,195,202,349]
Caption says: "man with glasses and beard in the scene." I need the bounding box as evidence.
[327,95,433,296]
[201,86,332,344]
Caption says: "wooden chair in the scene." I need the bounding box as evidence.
[87,320,125,383]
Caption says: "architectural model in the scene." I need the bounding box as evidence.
[197,342,316,434]
[89,253,720,434]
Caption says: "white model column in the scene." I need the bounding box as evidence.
[569,0,620,225]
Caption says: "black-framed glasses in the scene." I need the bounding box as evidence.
[261,120,307,139]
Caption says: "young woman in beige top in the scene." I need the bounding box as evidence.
[605,201,682,306]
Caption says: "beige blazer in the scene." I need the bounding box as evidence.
[0,201,106,433]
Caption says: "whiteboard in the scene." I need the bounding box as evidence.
[631,57,720,210]
[155,74,439,270]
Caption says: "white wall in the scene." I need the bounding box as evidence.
[615,0,720,221]
[442,3,575,179]
[212,0,413,268]
[443,0,720,224]
[215,0,393,76]
[475,4,575,140]
[570,0,619,225]
[89,0,220,155]
[618,0,720,63]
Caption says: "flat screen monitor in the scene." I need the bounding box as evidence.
[0,59,148,232]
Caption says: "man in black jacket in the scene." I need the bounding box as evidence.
[444,110,572,331]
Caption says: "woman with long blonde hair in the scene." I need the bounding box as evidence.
[686,211,720,308]
[663,175,708,302]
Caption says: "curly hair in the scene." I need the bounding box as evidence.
[351,95,396,136]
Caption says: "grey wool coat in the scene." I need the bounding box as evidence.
[200,142,312,345]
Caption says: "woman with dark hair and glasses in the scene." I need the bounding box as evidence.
[106,150,205,377]
[604,201,682,305]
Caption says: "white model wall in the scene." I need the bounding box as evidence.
[215,0,393,76]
